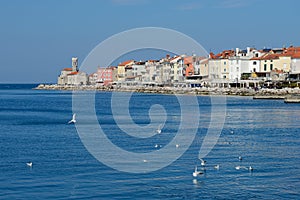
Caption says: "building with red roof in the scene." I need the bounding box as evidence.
[290,47,300,79]
[57,57,88,85]
[97,66,117,86]
[117,60,134,82]
[208,50,235,80]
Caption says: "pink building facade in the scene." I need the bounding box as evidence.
[97,67,117,85]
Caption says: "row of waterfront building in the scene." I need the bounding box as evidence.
[57,46,300,87]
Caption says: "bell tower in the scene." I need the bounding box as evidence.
[72,57,78,72]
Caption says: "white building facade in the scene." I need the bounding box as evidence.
[57,57,88,85]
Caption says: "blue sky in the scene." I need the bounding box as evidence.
[0,0,299,83]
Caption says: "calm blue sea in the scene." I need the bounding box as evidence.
[0,84,299,199]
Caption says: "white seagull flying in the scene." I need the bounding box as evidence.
[192,166,203,177]
[199,158,206,166]
[68,113,76,124]
[235,165,248,170]
[235,165,254,171]
[156,124,162,134]
[26,162,32,167]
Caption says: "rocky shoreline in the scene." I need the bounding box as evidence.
[34,84,300,98]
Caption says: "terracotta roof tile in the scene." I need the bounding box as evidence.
[282,46,300,57]
[250,57,261,60]
[68,72,79,75]
[292,53,300,59]
[169,56,181,61]
[184,56,193,64]
[63,68,72,71]
[147,60,158,63]
[119,60,134,66]
[210,50,235,59]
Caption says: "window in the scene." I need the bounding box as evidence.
[224,68,226,72]
[271,60,273,62]
[270,64,273,70]
[223,75,226,79]
[253,61,257,65]
[264,64,267,71]
[224,61,226,65]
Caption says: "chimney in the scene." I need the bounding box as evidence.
[235,48,239,56]
[247,47,250,55]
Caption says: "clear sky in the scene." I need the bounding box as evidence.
[0,0,299,83]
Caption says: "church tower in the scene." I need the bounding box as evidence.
[72,57,78,72]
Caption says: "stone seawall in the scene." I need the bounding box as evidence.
[34,84,300,97]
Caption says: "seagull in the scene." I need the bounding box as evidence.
[249,166,254,171]
[214,164,220,170]
[192,166,203,177]
[199,158,206,166]
[230,130,234,134]
[238,156,243,161]
[68,113,76,124]
[156,124,163,134]
[143,159,148,163]
[26,162,32,167]
[156,127,162,134]
[155,144,159,148]
[235,165,248,170]
[175,144,180,148]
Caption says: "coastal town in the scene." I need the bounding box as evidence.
[36,45,300,100]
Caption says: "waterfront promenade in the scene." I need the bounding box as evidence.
[35,84,300,98]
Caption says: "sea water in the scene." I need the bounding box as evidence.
[0,84,299,199]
